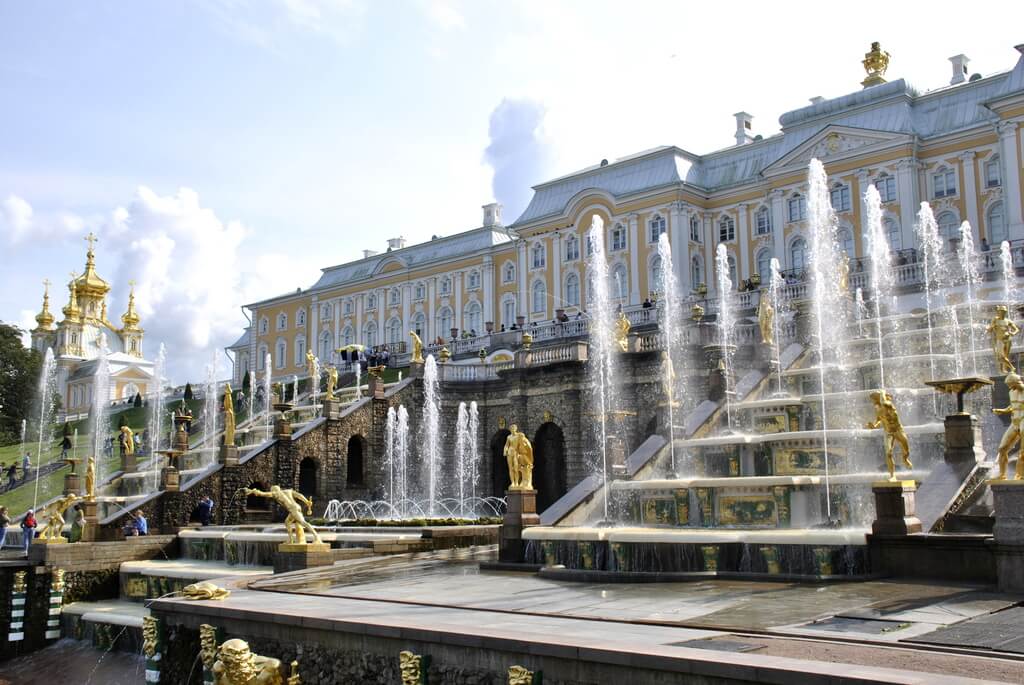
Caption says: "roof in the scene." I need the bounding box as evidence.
[227,328,251,349]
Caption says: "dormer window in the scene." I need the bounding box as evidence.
[718,216,735,242]
[689,214,701,242]
[985,156,1002,188]
[755,207,772,235]
[875,174,896,203]
[611,224,626,251]
[648,214,666,243]
[933,167,956,198]
[787,194,807,223]
[830,183,851,212]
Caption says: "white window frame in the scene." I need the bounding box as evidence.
[259,317,269,335]
[467,271,481,290]
[875,174,897,203]
[611,224,627,251]
[755,207,772,235]
[531,243,546,269]
[276,313,287,331]
[531,280,546,313]
[611,264,628,300]
[503,262,516,283]
[985,156,1002,188]
[565,235,580,261]
[830,183,851,212]
[414,283,425,300]
[788,195,807,223]
[932,167,957,198]
[366,294,377,310]
[718,216,735,243]
[689,214,701,243]
[648,214,666,243]
[691,256,703,291]
[565,272,580,306]
[988,201,1007,244]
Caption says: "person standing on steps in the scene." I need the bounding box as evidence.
[0,506,10,549]
[20,509,36,556]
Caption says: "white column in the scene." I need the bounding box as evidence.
[769,190,785,268]
[482,256,494,327]
[669,201,690,294]
[895,158,920,251]
[551,233,562,311]
[703,213,715,296]
[998,122,1024,239]
[627,213,640,304]
[959,151,980,243]
[454,271,463,334]
[736,204,749,281]
[517,240,528,320]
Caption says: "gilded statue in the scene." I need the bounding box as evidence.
[85,454,96,501]
[223,382,236,447]
[325,366,338,401]
[987,305,1020,374]
[508,665,538,685]
[614,311,630,352]
[861,41,891,88]
[12,571,26,594]
[37,493,79,540]
[243,486,321,545]
[183,581,231,600]
[51,568,65,593]
[757,295,774,347]
[142,616,160,658]
[409,331,424,364]
[837,254,850,294]
[992,372,1024,480]
[305,349,318,386]
[399,651,425,685]
[503,424,534,491]
[213,638,290,685]
[200,624,221,673]
[865,390,912,481]
[120,425,135,455]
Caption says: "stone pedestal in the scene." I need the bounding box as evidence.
[992,481,1024,593]
[79,498,99,542]
[409,361,424,379]
[273,416,292,439]
[321,399,341,420]
[872,481,922,536]
[63,472,81,496]
[499,489,540,563]
[122,451,137,474]
[219,444,239,467]
[160,466,180,493]
[273,542,333,574]
[942,414,986,470]
[369,375,385,399]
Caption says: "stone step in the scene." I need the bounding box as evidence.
[61,600,148,654]
[118,559,271,602]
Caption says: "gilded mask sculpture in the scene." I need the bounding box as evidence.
[142,616,160,658]
[212,638,287,685]
[200,624,221,673]
[50,568,65,593]
[399,650,426,685]
[508,665,538,685]
[183,581,231,601]
[12,571,26,594]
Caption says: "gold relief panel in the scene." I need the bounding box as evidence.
[717,496,776,527]
[12,571,26,594]
[753,413,788,434]
[508,665,540,685]
[774,447,845,476]
[641,497,674,526]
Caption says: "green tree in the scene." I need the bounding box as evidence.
[183,382,194,401]
[0,323,42,446]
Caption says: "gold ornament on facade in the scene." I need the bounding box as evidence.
[520,333,532,351]
[861,41,890,88]
[988,305,1020,374]
[542,410,553,424]
[409,331,425,364]
[183,581,232,601]
[242,486,321,545]
[50,568,65,593]
[504,424,534,491]
[399,650,426,685]
[508,665,538,685]
[12,571,27,594]
[691,303,705,322]
[200,624,221,672]
[142,616,160,658]
[438,346,451,363]
[992,372,1024,480]
[614,311,631,352]
[212,638,292,685]
[865,390,912,481]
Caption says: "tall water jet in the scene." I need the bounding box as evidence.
[396,405,409,518]
[32,348,57,510]
[91,334,111,482]
[806,158,849,521]
[456,402,470,517]
[148,343,167,490]
[203,353,219,464]
[421,355,441,516]
[385,407,397,514]
[714,244,735,431]
[310,355,320,410]
[262,353,272,441]
[855,288,867,337]
[19,419,27,466]
[915,203,945,413]
[768,258,786,396]
[247,370,255,429]
[585,215,619,520]
[864,185,894,388]
[656,233,684,471]
[1000,241,1018,306]
[468,400,479,503]
[958,221,981,375]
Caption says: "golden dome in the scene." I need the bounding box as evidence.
[61,273,81,320]
[121,281,142,331]
[34,280,54,330]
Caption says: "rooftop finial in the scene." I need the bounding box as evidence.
[862,41,890,88]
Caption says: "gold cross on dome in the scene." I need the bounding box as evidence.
[42,278,51,294]
[128,279,136,290]
[69,271,77,283]
[84,232,98,251]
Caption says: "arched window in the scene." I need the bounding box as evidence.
[411,311,426,337]
[386,317,402,344]
[612,263,628,300]
[756,249,773,283]
[389,288,400,306]
[438,307,453,337]
[718,216,735,242]
[502,296,516,327]
[883,218,901,251]
[691,256,703,292]
[319,330,333,361]
[257,344,268,370]
[565,272,580,306]
[985,155,1002,188]
[276,313,287,331]
[611,224,626,251]
[363,321,378,348]
[838,228,854,255]
[936,212,959,250]
[275,338,286,369]
[296,309,306,326]
[988,201,1007,244]
[293,335,306,366]
[649,256,663,294]
[341,326,354,347]
[531,280,546,313]
[755,207,772,235]
[531,243,546,268]
[467,271,480,289]
[259,317,269,335]
[689,214,702,242]
[790,238,807,271]
[503,262,515,283]
[830,182,851,212]
[648,214,666,243]
[788,194,806,222]
[565,234,579,261]
[464,301,482,334]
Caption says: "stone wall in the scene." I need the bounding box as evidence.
[0,566,62,662]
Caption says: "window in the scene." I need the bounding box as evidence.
[611,224,626,251]
[366,293,377,310]
[502,297,516,326]
[276,313,287,331]
[411,312,425,337]
[296,309,306,327]
[531,243,546,268]
[467,271,480,289]
[386,317,402,344]
[438,307,453,336]
[440,277,451,295]
[985,156,1002,188]
[259,317,269,335]
[650,256,664,294]
[531,280,546,313]
[276,339,286,369]
[718,216,735,242]
[464,301,482,334]
[565,272,580,306]
[690,214,701,242]
[503,263,515,283]
[343,300,352,315]
[341,326,354,347]
[648,214,666,243]
[414,283,425,300]
[612,264,628,300]
[585,234,596,256]
[294,335,306,366]
[790,238,807,271]
[883,219,901,251]
[788,194,807,222]
[933,167,956,198]
[830,183,851,212]
[936,212,959,250]
[565,235,580,261]
[726,255,737,289]
[691,256,703,292]
[389,289,400,306]
[319,330,333,361]
[755,207,772,235]
[756,249,773,283]
[838,228,854,255]
[320,303,332,320]
[257,345,268,370]
[364,322,377,348]
[988,202,1007,244]
[875,174,897,203]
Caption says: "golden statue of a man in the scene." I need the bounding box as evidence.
[85,454,96,501]
[865,390,912,481]
[987,305,1020,374]
[243,485,321,545]
[120,425,135,455]
[409,331,424,364]
[503,424,534,491]
[614,311,630,352]
[325,366,338,401]
[838,253,850,294]
[38,493,79,540]
[223,382,236,447]
[992,372,1024,480]
[757,295,774,347]
[305,349,317,384]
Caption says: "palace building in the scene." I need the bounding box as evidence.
[229,43,1024,385]
[30,235,154,417]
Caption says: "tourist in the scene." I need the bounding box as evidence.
[21,453,30,481]
[124,510,148,536]
[6,463,17,490]
[499,324,506,332]
[21,509,36,555]
[60,433,72,460]
[642,298,653,309]
[197,496,214,526]
[0,506,9,549]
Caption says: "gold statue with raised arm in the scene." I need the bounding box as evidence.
[865,390,912,481]
[305,349,317,385]
[242,485,321,545]
[38,493,79,541]
[614,311,630,352]
[988,305,1020,374]
[325,366,338,401]
[503,424,534,490]
[120,425,135,455]
[409,331,424,364]
[85,454,96,501]
[993,372,1024,480]
[757,295,775,347]
[223,382,236,447]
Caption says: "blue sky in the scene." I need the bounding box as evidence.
[1,0,1020,381]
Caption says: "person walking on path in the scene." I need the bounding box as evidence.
[6,463,18,490]
[20,510,36,556]
[21,453,31,482]
[0,506,10,549]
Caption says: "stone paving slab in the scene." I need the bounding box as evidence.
[909,607,1024,653]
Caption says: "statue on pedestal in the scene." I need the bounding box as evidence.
[305,349,318,386]
[38,493,79,540]
[987,305,1020,374]
[223,382,236,447]
[325,366,338,401]
[838,253,850,294]
[865,390,912,481]
[85,455,96,501]
[757,295,775,347]
[119,425,135,455]
[409,331,424,364]
[243,485,321,545]
[614,311,630,352]
[504,424,534,490]
[993,372,1024,480]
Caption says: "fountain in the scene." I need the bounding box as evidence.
[32,348,57,510]
[455,401,481,517]
[1000,240,1018,307]
[91,334,112,482]
[955,221,982,375]
[714,244,736,431]
[421,355,441,516]
[656,233,684,472]
[262,353,272,441]
[767,258,787,396]
[863,185,894,388]
[915,203,945,415]
[147,343,167,490]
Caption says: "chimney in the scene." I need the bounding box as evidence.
[387,237,407,251]
[949,54,970,85]
[482,202,503,227]
[362,249,379,259]
[733,112,753,145]
[809,96,825,105]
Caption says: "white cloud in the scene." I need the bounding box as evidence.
[0,193,86,246]
[417,0,465,31]
[201,0,367,48]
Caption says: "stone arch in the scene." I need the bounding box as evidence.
[346,434,366,486]
[490,429,511,496]
[299,457,318,498]
[533,422,567,513]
